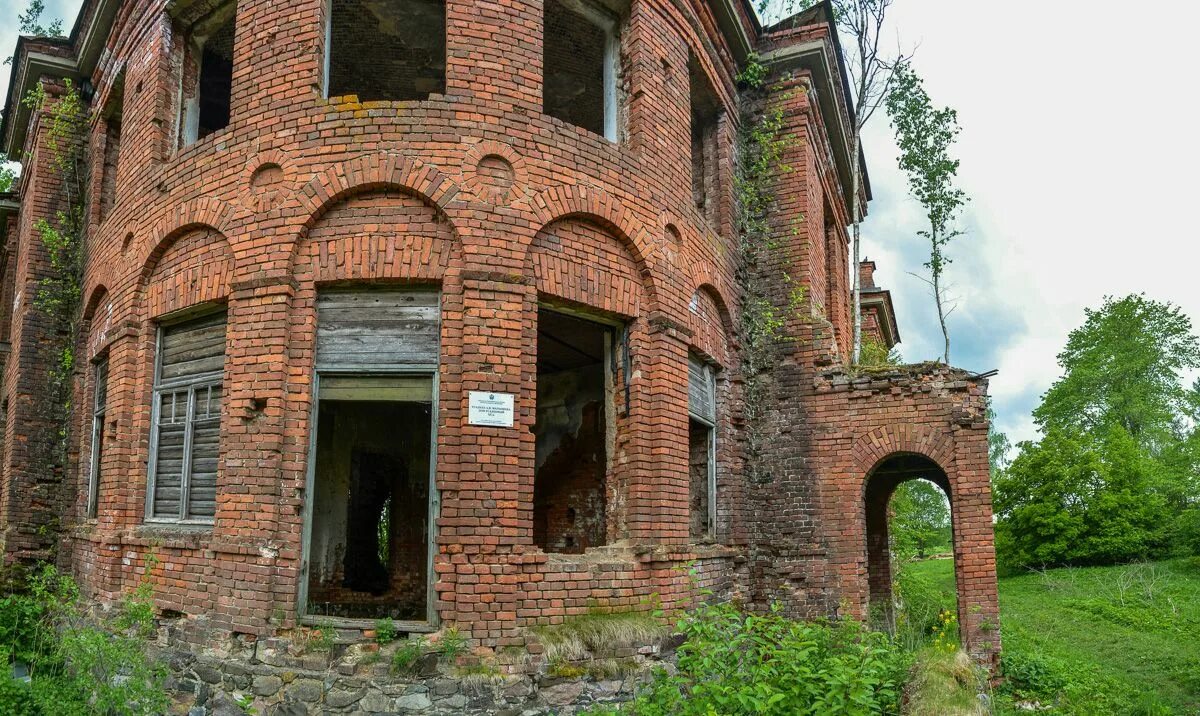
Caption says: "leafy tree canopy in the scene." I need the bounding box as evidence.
[1034,294,1200,447]
[889,479,950,559]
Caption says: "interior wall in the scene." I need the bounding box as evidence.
[328,0,446,101]
[543,0,607,135]
[534,366,607,553]
[308,400,431,620]
[688,420,711,538]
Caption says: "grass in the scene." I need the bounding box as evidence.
[901,557,1200,715]
[530,611,668,663]
[905,646,989,716]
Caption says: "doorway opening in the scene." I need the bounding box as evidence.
[306,376,433,621]
[865,454,956,643]
[534,308,615,553]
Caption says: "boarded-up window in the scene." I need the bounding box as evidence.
[147,312,226,522]
[316,291,440,371]
[87,358,108,518]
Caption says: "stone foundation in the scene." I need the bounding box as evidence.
[159,618,671,715]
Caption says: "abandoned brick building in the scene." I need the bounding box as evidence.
[0,0,1000,689]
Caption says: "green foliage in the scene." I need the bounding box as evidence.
[1035,294,1200,445]
[995,294,1200,572]
[0,165,15,193]
[893,559,956,652]
[904,646,989,716]
[308,620,335,652]
[374,617,397,644]
[889,479,951,559]
[438,626,467,664]
[532,610,667,663]
[391,637,425,673]
[856,339,902,368]
[994,425,1174,571]
[909,557,1200,714]
[4,1,65,66]
[584,601,908,715]
[885,62,966,363]
[0,561,168,716]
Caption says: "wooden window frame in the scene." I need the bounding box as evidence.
[145,320,224,525]
[86,357,108,519]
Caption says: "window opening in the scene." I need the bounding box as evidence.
[689,53,721,223]
[87,358,109,518]
[326,0,446,101]
[543,0,619,140]
[534,308,615,553]
[687,354,716,538]
[179,3,236,145]
[147,312,226,523]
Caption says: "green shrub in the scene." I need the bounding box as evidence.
[374,617,397,644]
[585,601,908,715]
[0,562,167,716]
[893,563,956,650]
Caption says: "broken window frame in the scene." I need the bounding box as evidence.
[86,357,109,519]
[687,354,717,538]
[174,1,237,147]
[543,0,620,142]
[298,289,442,628]
[533,303,623,553]
[145,311,227,525]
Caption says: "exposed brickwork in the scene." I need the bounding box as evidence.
[0,0,1001,683]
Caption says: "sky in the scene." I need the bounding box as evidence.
[3,0,1198,445]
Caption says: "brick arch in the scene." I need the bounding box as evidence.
[136,223,235,320]
[291,188,461,284]
[526,185,660,310]
[852,423,955,483]
[688,283,733,367]
[138,197,237,285]
[297,153,460,230]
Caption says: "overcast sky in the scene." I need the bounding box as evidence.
[3,0,1196,446]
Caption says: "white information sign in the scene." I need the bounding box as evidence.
[468,391,515,427]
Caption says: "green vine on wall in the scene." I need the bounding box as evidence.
[21,80,87,470]
[734,56,798,484]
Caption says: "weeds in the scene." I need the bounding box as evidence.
[391,637,425,673]
[531,610,668,663]
[374,617,397,644]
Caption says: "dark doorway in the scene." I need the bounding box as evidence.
[307,390,431,621]
[534,309,613,553]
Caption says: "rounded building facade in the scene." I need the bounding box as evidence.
[62,0,746,642]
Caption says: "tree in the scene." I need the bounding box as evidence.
[885,62,966,364]
[0,165,14,193]
[1034,294,1200,448]
[889,479,950,559]
[4,1,65,65]
[760,0,910,363]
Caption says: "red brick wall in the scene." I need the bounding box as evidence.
[0,0,999,666]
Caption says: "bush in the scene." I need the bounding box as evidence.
[586,601,908,715]
[893,564,956,650]
[0,562,167,716]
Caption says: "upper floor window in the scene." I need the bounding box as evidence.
[98,78,123,223]
[690,54,721,224]
[543,0,619,141]
[147,311,226,524]
[178,3,236,146]
[326,0,446,101]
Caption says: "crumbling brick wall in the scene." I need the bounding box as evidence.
[0,0,999,670]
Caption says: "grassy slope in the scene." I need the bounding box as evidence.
[903,558,1200,715]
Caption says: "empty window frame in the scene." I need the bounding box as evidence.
[325,0,446,101]
[687,354,716,539]
[86,358,109,519]
[543,0,619,140]
[178,3,236,146]
[146,312,227,523]
[534,308,616,553]
[98,79,123,223]
[689,54,721,223]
